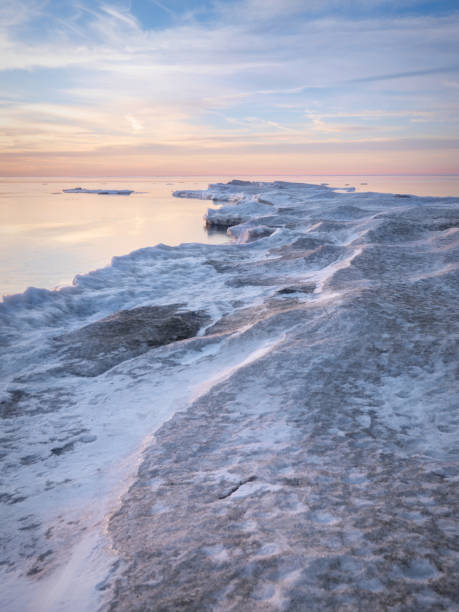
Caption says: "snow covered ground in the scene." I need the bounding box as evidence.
[0,181,458,610]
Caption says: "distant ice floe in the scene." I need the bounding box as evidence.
[1,179,458,612]
[63,187,134,195]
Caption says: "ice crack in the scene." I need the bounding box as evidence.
[217,475,257,500]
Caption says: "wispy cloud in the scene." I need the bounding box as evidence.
[0,0,45,27]
[149,0,176,17]
[100,4,140,29]
[351,65,459,83]
[0,0,458,174]
[125,114,144,133]
[307,115,367,134]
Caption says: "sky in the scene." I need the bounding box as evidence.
[1,0,459,176]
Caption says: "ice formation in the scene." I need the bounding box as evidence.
[1,181,458,611]
[62,187,134,195]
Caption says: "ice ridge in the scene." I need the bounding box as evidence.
[0,180,458,611]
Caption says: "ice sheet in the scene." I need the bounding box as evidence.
[1,180,458,611]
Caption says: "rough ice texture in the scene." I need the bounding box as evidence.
[1,181,458,611]
[54,305,209,376]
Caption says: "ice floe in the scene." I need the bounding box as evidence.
[62,187,134,195]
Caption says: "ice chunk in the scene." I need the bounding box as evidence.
[62,187,133,195]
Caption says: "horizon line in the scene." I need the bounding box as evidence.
[1,173,459,179]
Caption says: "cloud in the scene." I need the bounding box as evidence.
[0,0,458,174]
[0,0,45,27]
[125,114,144,132]
[307,115,367,134]
[100,4,140,29]
[351,65,459,83]
[149,0,176,16]
[214,0,432,22]
[2,136,457,160]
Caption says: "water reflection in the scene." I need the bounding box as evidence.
[0,178,229,297]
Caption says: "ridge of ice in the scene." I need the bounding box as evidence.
[1,180,458,611]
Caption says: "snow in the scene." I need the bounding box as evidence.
[1,180,458,611]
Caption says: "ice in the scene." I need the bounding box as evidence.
[62,187,133,195]
[1,180,458,611]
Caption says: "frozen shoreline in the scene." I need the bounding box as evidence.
[1,181,458,610]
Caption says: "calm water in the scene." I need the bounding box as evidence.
[1,175,458,297]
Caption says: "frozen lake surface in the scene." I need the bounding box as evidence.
[0,179,458,611]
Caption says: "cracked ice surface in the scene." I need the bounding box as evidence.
[1,181,458,611]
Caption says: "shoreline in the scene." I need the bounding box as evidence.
[2,175,459,299]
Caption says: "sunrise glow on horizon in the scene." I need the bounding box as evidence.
[1,0,459,177]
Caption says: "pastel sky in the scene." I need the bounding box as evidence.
[1,0,459,176]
